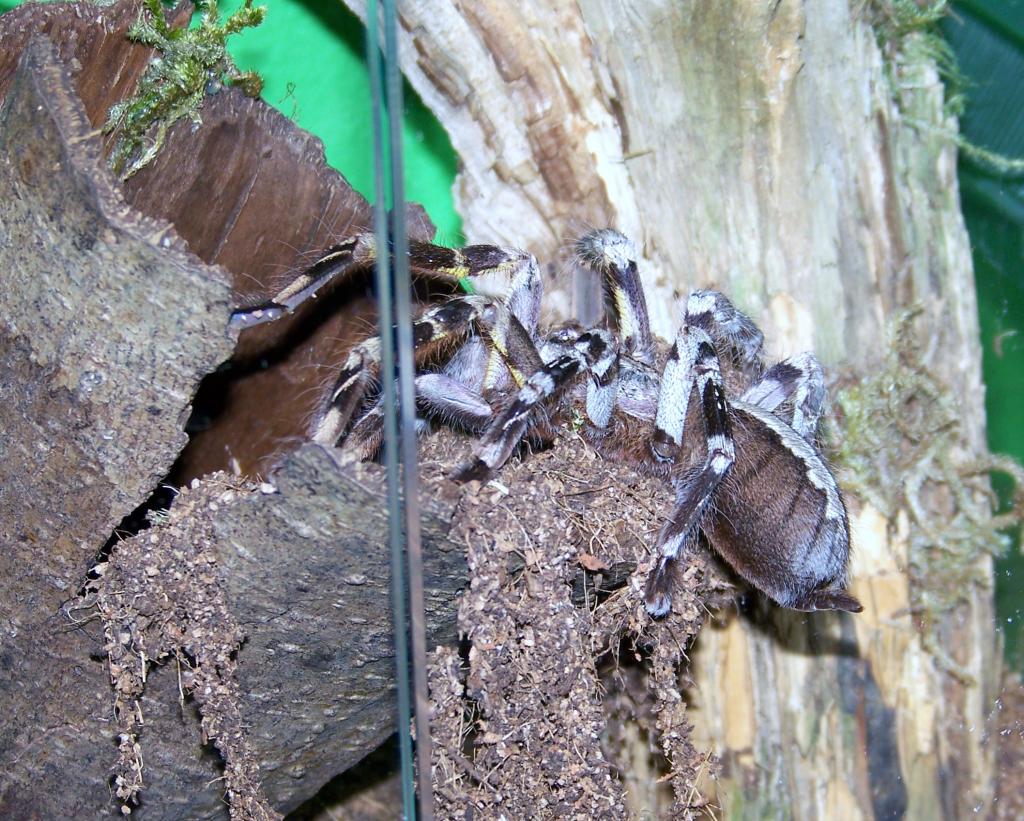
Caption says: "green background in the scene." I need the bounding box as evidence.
[942,1,1024,670]
[0,0,466,242]
[1,0,1021,666]
[202,0,465,243]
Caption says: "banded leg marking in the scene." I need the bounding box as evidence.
[337,298,547,458]
[574,229,653,361]
[318,283,549,456]
[230,235,374,330]
[473,299,545,394]
[453,355,582,483]
[340,373,495,462]
[230,234,540,332]
[312,297,491,446]
[454,330,618,482]
[683,289,764,376]
[645,324,736,616]
[741,352,826,442]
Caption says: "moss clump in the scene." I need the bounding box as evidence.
[866,0,1024,175]
[865,0,965,115]
[105,0,266,179]
[836,310,1024,681]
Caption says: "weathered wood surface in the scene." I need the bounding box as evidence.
[0,6,463,818]
[215,447,465,814]
[0,0,435,482]
[345,0,1001,817]
[0,31,235,819]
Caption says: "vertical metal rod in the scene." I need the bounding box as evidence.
[366,3,416,819]
[381,1,435,818]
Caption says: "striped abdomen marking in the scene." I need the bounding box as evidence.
[704,402,853,610]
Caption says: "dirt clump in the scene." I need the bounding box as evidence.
[90,475,280,820]
[88,427,732,820]
[420,429,732,819]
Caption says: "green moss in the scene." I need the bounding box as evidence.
[867,0,1024,175]
[866,0,965,115]
[104,0,266,178]
[835,310,1024,681]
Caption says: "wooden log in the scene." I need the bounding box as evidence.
[0,29,236,819]
[3,0,1012,817]
[90,447,465,819]
[0,6,461,817]
[0,14,656,818]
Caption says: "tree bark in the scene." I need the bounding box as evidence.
[344,0,1002,817]
[0,6,461,817]
[1,6,683,817]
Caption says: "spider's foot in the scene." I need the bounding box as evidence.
[228,303,288,330]
[574,228,636,270]
[644,556,677,617]
[451,458,492,484]
[789,587,863,613]
[573,230,652,360]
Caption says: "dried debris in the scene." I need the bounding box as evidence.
[85,426,733,820]
[419,430,733,819]
[88,475,281,820]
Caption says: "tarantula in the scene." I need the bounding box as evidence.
[231,230,862,616]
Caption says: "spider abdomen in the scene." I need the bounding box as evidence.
[702,404,861,612]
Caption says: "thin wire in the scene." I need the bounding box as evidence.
[382,0,435,817]
[366,4,415,819]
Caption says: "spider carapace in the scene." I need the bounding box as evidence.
[231,229,862,617]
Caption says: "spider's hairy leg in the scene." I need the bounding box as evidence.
[425,243,544,330]
[443,254,545,400]
[229,234,377,330]
[645,326,735,616]
[229,234,539,331]
[409,241,525,286]
[684,289,765,377]
[313,297,490,448]
[409,239,546,388]
[334,298,546,461]
[453,330,619,482]
[347,287,546,455]
[574,229,653,360]
[414,373,495,431]
[341,373,494,461]
[649,289,762,463]
[741,352,826,442]
[473,294,546,395]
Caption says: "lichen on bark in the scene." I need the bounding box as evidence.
[836,309,1024,682]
